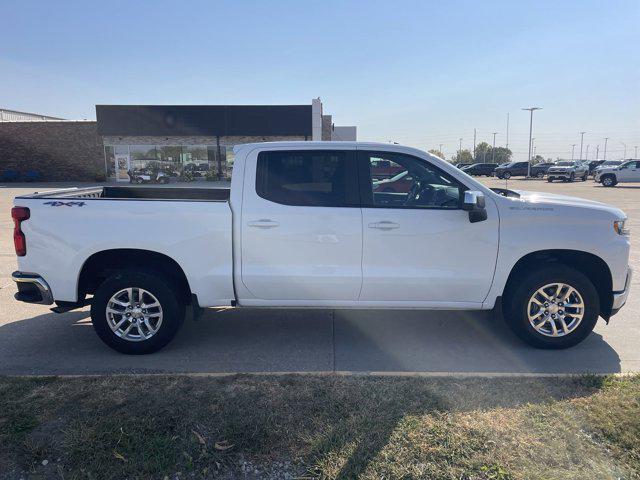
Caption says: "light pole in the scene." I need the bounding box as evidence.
[458,138,462,161]
[603,137,609,160]
[596,145,599,160]
[620,142,627,160]
[635,146,638,159]
[571,144,576,161]
[492,132,498,163]
[506,113,510,149]
[579,131,586,161]
[522,107,542,177]
[586,144,590,161]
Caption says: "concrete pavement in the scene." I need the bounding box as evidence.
[1,179,638,375]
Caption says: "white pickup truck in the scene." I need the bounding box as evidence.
[12,142,632,354]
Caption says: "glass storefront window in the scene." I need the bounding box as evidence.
[102,144,232,183]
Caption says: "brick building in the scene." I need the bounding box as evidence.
[0,99,356,182]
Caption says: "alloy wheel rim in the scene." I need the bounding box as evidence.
[106,288,163,342]
[527,282,585,337]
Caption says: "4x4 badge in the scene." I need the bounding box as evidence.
[43,201,86,207]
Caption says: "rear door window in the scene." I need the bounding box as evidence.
[256,150,358,207]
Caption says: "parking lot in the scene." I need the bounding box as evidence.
[0,178,638,376]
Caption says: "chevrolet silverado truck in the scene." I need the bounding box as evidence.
[594,160,640,187]
[11,142,632,354]
[546,161,589,182]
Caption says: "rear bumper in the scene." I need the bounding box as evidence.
[11,271,54,305]
[611,267,633,314]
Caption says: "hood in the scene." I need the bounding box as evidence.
[511,190,625,218]
[548,165,573,170]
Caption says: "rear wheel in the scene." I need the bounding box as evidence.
[547,177,553,182]
[91,270,185,354]
[536,171,545,179]
[503,265,599,349]
[503,171,511,179]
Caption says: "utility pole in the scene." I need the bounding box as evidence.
[635,146,638,159]
[596,145,599,159]
[439,143,443,158]
[620,142,627,159]
[571,144,576,161]
[603,137,609,160]
[459,138,462,159]
[579,132,586,161]
[586,144,590,160]
[522,107,541,177]
[492,132,498,163]
[506,113,509,149]
[473,128,477,159]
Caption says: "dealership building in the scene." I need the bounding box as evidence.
[0,99,356,182]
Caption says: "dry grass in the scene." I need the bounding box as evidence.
[0,374,638,479]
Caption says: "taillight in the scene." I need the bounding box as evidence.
[11,206,30,256]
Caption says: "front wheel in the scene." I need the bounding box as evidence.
[91,270,185,354]
[569,172,575,182]
[503,265,599,349]
[536,171,545,179]
[547,177,553,182]
[503,171,512,179]
[601,175,617,187]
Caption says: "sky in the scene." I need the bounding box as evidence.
[1,0,638,161]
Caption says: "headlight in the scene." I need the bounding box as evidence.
[614,220,630,236]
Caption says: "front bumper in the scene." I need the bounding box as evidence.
[547,170,573,178]
[611,267,633,313]
[11,271,54,305]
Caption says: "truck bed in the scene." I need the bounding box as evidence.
[16,186,230,202]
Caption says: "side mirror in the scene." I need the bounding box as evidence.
[462,190,487,223]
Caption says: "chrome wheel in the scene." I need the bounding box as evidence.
[527,283,584,337]
[106,288,163,342]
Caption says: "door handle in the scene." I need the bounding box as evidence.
[368,221,400,230]
[247,219,280,229]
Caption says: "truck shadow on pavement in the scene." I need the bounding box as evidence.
[0,307,621,376]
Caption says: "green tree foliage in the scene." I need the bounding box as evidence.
[451,149,474,164]
[473,142,512,164]
[428,149,445,159]
[531,154,545,164]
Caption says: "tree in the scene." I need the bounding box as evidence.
[531,154,545,164]
[451,149,473,164]
[473,142,512,164]
[428,149,445,159]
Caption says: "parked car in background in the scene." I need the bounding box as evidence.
[530,163,555,178]
[460,163,497,176]
[494,161,529,179]
[547,162,589,182]
[454,163,474,170]
[594,160,640,187]
[11,142,632,354]
[129,169,171,184]
[586,160,605,176]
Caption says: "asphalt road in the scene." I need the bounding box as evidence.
[1,178,638,375]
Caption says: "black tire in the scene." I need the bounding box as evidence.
[536,171,545,179]
[503,171,511,179]
[601,174,617,187]
[497,174,504,179]
[91,270,185,354]
[503,265,599,349]
[547,177,553,182]
[582,173,588,181]
[569,172,575,182]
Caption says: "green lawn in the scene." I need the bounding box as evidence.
[1,374,638,479]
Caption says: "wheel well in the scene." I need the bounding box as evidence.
[78,249,192,304]
[503,250,613,317]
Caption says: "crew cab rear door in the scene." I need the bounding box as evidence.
[358,150,499,305]
[239,147,362,302]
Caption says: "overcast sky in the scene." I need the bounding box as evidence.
[1,0,638,160]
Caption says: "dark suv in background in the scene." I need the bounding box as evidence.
[494,161,529,179]
[460,163,497,176]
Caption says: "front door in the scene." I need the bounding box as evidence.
[617,161,640,182]
[359,150,499,305]
[240,148,362,302]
